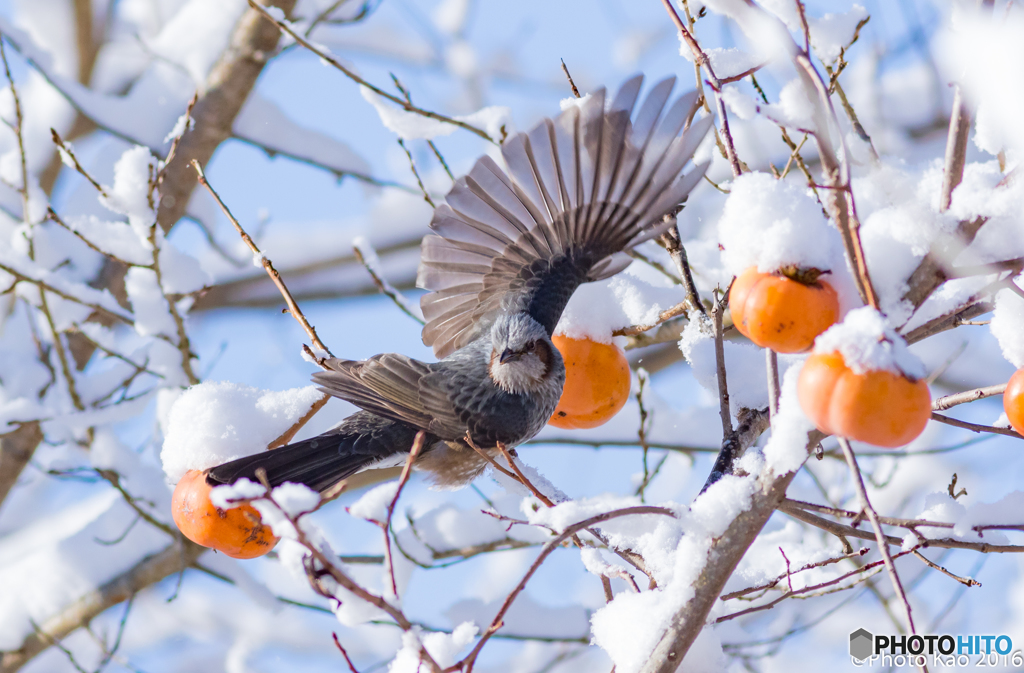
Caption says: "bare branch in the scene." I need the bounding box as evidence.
[192,160,335,361]
[246,0,495,143]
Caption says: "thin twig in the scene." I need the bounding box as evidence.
[381,432,426,596]
[659,0,743,177]
[930,412,1023,440]
[247,0,494,143]
[191,160,335,360]
[932,385,1006,411]
[560,58,581,98]
[838,437,918,639]
[455,506,674,672]
[940,87,971,212]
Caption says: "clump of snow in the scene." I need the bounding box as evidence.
[759,1,868,62]
[65,215,151,265]
[525,494,644,533]
[813,307,926,379]
[210,478,265,509]
[160,381,323,482]
[271,482,320,517]
[560,92,592,111]
[555,272,683,343]
[762,363,817,474]
[717,171,842,276]
[124,267,176,338]
[937,6,1024,159]
[723,79,817,132]
[347,481,399,523]
[360,85,509,141]
[162,110,192,143]
[432,0,471,34]
[390,624,478,672]
[678,45,760,81]
[580,547,629,578]
[679,315,771,413]
[99,146,157,231]
[991,288,1024,368]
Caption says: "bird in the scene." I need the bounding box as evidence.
[207,74,712,493]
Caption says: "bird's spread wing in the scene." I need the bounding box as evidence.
[312,355,466,439]
[417,75,713,358]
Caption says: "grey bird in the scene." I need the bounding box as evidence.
[208,75,712,492]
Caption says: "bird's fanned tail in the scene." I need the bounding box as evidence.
[417,74,713,358]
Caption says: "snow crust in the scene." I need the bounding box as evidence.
[813,307,926,378]
[161,382,323,482]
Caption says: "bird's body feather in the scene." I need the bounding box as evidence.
[207,75,711,494]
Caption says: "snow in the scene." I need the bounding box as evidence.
[679,314,797,414]
[64,215,152,265]
[390,624,477,672]
[556,272,683,343]
[716,171,842,276]
[762,362,817,474]
[163,110,192,144]
[991,288,1024,368]
[160,382,324,482]
[99,146,157,230]
[813,307,926,379]
[234,94,373,179]
[210,478,266,509]
[124,267,176,338]
[360,85,509,141]
[679,45,761,80]
[938,6,1024,159]
[348,482,400,523]
[432,0,471,35]
[560,92,592,111]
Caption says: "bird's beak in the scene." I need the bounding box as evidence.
[499,349,521,364]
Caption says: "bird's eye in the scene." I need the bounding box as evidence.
[525,340,536,351]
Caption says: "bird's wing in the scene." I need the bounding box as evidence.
[312,355,466,439]
[417,75,713,358]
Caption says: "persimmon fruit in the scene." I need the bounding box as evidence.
[1005,368,1024,436]
[730,266,840,353]
[549,336,631,429]
[797,352,931,448]
[171,469,277,559]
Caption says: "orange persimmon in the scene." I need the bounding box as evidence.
[549,336,631,429]
[797,352,931,448]
[1005,368,1024,436]
[171,469,278,559]
[730,266,840,354]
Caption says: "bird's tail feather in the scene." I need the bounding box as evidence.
[417,74,713,357]
[206,411,421,494]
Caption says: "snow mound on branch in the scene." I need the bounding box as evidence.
[717,171,842,276]
[938,6,1024,158]
[348,482,399,522]
[556,271,682,342]
[391,623,478,672]
[813,307,926,378]
[991,288,1024,368]
[762,363,818,474]
[160,381,322,482]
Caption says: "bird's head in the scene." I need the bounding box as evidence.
[488,313,559,394]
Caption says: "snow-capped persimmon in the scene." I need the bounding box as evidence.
[729,266,840,354]
[549,336,631,429]
[1004,368,1024,436]
[797,352,931,448]
[171,470,277,559]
